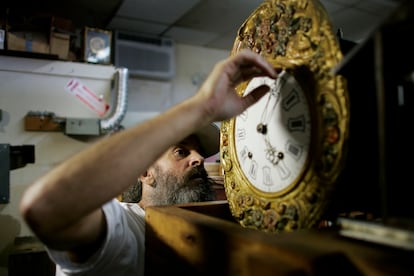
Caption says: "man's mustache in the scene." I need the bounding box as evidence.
[185,166,209,181]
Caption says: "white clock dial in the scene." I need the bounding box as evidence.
[234,71,311,193]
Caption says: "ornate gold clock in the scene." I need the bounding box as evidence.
[220,0,350,233]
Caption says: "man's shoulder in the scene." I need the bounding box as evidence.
[119,201,145,216]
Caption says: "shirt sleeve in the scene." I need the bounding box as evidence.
[47,199,146,276]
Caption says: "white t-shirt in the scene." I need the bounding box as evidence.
[47,199,146,276]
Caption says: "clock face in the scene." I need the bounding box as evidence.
[234,72,311,194]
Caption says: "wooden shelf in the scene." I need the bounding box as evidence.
[0,49,59,60]
[145,201,414,275]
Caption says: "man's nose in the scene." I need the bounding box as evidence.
[189,150,205,167]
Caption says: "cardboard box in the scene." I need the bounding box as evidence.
[51,16,74,33]
[50,32,70,59]
[7,32,49,54]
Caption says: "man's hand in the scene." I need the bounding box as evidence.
[196,49,278,122]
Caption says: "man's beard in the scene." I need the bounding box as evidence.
[150,165,216,206]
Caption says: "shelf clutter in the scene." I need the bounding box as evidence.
[0,11,112,64]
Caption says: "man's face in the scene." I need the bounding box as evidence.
[148,135,215,206]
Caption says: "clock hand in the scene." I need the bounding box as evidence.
[255,76,284,166]
[257,76,282,135]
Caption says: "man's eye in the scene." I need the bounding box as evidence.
[174,148,188,157]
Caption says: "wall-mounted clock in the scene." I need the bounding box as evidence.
[220,0,350,233]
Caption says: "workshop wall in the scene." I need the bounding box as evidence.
[0,43,228,276]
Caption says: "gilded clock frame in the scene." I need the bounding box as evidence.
[220,0,350,233]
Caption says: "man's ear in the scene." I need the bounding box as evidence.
[140,169,155,187]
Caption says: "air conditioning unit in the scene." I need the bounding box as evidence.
[114,32,175,80]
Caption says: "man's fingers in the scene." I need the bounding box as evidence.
[228,50,279,87]
[231,65,279,86]
[242,66,279,81]
[242,84,270,108]
[235,49,277,78]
